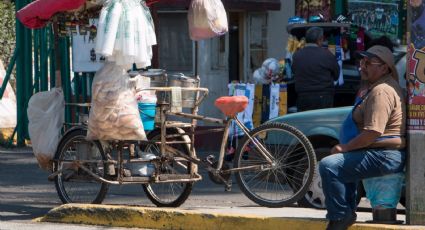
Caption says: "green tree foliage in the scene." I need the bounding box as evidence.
[0,1,16,67]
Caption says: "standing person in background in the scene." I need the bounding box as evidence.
[292,27,340,112]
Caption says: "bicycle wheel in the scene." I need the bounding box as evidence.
[54,128,109,204]
[140,128,193,207]
[233,122,316,207]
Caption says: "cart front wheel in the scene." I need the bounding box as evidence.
[233,122,316,207]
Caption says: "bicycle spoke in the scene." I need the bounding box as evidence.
[235,124,316,207]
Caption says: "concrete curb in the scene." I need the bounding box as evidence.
[37,204,425,230]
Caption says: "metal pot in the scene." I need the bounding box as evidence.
[139,69,167,104]
[168,73,199,108]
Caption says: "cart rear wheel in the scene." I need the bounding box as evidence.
[140,128,193,207]
[54,128,108,204]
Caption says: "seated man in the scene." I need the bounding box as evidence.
[319,45,406,230]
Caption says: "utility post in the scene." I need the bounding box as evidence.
[406,1,425,225]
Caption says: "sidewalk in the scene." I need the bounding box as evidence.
[38,204,424,230]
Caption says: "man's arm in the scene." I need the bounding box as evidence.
[325,51,340,81]
[331,129,381,154]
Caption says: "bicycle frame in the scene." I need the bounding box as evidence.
[52,87,276,185]
[149,86,276,177]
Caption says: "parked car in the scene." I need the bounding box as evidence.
[270,47,407,209]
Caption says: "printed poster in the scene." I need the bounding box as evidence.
[407,0,425,132]
[295,0,331,21]
[348,0,401,41]
[72,19,105,73]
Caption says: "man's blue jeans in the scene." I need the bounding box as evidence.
[319,149,405,220]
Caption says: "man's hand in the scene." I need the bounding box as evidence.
[331,144,348,154]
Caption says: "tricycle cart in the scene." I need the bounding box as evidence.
[49,86,317,208]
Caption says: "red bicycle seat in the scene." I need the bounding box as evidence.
[214,96,248,116]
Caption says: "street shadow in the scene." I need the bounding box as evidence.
[0,203,51,221]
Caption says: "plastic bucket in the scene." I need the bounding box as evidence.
[138,102,156,131]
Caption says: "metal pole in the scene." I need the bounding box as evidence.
[40,27,48,91]
[59,37,72,126]
[23,15,33,140]
[81,72,88,114]
[48,26,56,88]
[74,73,80,120]
[34,29,40,93]
[406,1,425,225]
[15,0,26,146]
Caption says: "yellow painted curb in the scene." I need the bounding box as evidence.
[38,204,425,230]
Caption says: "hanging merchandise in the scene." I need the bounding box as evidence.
[188,0,228,41]
[269,83,280,120]
[227,83,254,137]
[261,84,270,124]
[95,0,157,69]
[253,58,282,84]
[334,34,344,86]
[278,83,288,116]
[262,58,281,81]
[87,62,147,140]
[356,26,365,51]
[253,84,263,127]
[253,67,269,84]
[72,18,105,72]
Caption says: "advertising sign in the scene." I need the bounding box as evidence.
[348,0,401,41]
[295,0,331,21]
[407,0,425,131]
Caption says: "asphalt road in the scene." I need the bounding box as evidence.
[0,147,259,229]
[0,147,405,229]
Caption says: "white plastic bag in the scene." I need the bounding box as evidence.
[27,88,65,171]
[95,0,156,69]
[188,0,228,41]
[87,62,147,140]
[0,59,17,128]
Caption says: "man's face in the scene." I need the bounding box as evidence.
[411,0,423,7]
[359,56,387,82]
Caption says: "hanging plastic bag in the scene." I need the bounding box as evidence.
[27,88,65,171]
[188,0,228,41]
[362,172,405,209]
[87,62,147,140]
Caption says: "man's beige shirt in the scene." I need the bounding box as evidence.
[352,75,406,147]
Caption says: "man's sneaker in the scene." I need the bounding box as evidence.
[326,212,357,230]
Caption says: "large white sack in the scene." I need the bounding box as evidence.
[27,88,65,171]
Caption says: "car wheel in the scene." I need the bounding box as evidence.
[297,147,364,209]
[297,147,329,209]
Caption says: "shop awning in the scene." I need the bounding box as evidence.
[149,0,281,11]
[16,0,86,29]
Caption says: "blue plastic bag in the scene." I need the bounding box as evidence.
[362,172,405,208]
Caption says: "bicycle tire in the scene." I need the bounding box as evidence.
[140,128,193,207]
[54,128,109,204]
[233,122,316,207]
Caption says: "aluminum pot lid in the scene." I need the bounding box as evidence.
[139,69,166,77]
